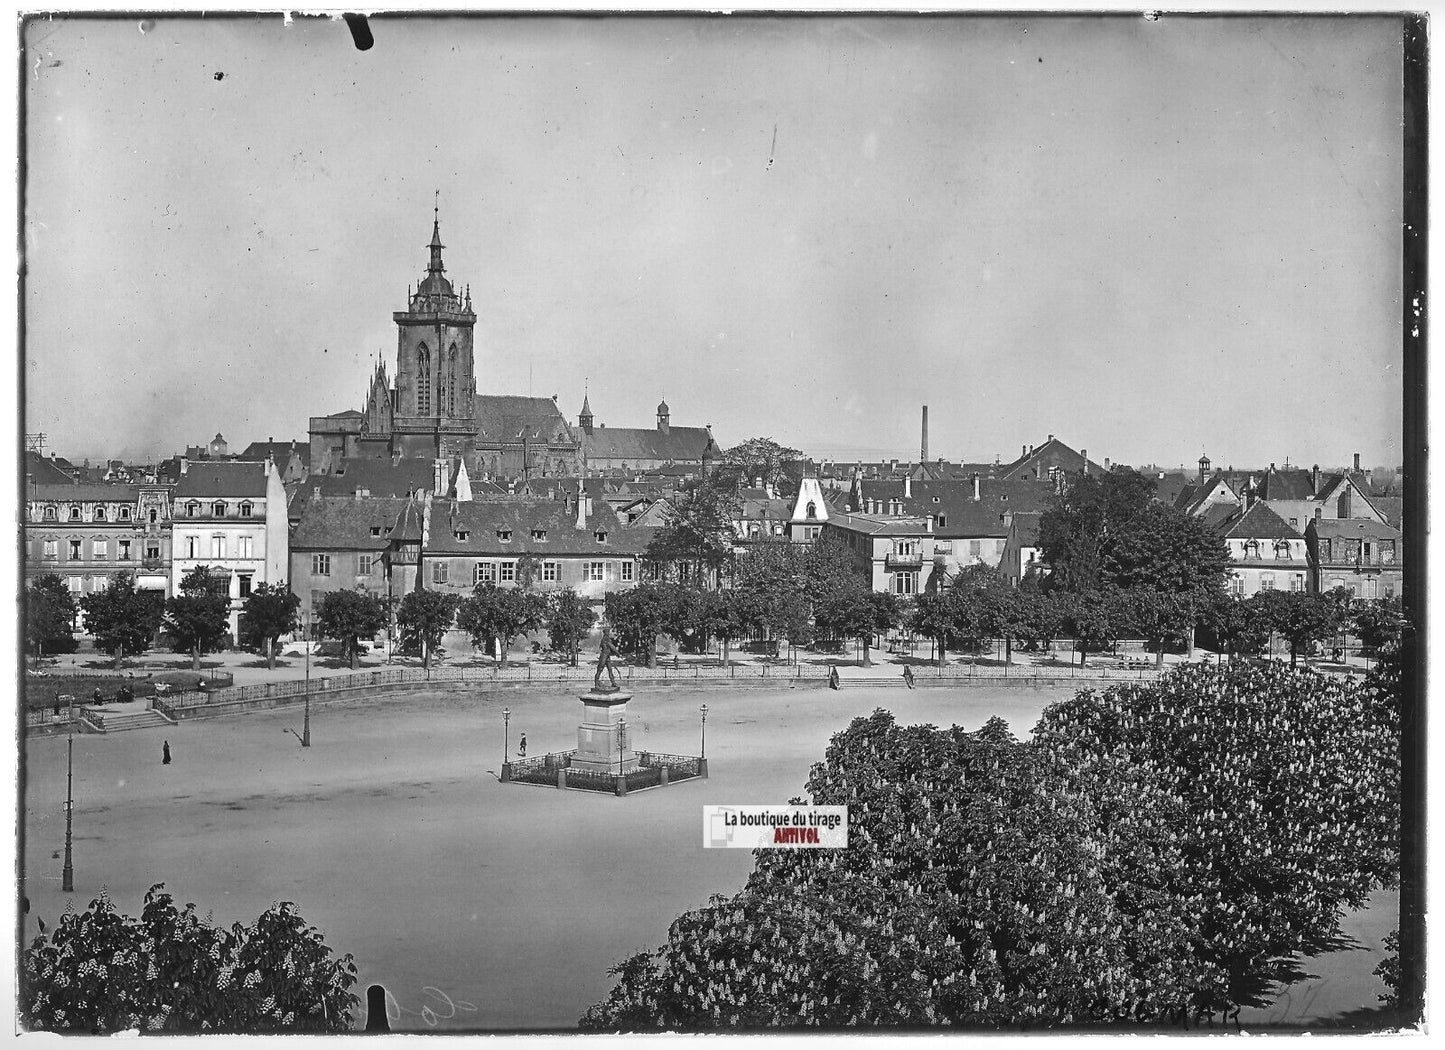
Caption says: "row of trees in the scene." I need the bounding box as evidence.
[583,655,1401,1029]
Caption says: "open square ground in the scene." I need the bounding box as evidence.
[21,683,1394,1031]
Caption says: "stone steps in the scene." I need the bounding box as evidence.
[86,708,176,733]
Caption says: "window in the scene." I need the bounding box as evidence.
[1243,540,1260,560]
[149,509,158,524]
[587,562,605,582]
[93,506,106,521]
[969,540,982,558]
[496,530,510,543]
[238,574,253,598]
[1290,574,1305,592]
[119,539,132,560]
[1274,540,1291,560]
[892,571,919,595]
[805,502,817,520]
[1363,541,1373,562]
[239,502,253,518]
[1384,582,1396,599]
[68,576,82,593]
[1320,539,1333,561]
[808,526,821,540]
[594,530,608,544]
[455,530,470,542]
[43,539,57,560]
[416,343,431,415]
[937,514,947,527]
[146,543,160,560]
[238,535,253,559]
[185,536,198,559]
[69,506,80,521]
[358,554,374,576]
[42,506,56,521]
[500,561,516,582]
[213,502,227,517]
[186,502,200,518]
[210,535,225,559]
[621,561,634,582]
[1260,573,1276,591]
[475,562,495,585]
[119,506,131,521]
[896,540,918,556]
[1381,541,1396,563]
[542,562,559,582]
[432,562,449,584]
[532,529,548,542]
[1228,575,1244,596]
[68,539,81,560]
[371,527,383,537]
[312,554,331,576]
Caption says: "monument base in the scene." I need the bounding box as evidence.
[573,690,636,775]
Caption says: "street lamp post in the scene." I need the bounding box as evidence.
[62,695,74,892]
[501,707,512,782]
[302,613,312,748]
[618,717,627,773]
[699,704,709,780]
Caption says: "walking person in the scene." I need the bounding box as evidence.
[92,686,102,707]
[828,666,841,691]
[162,740,171,765]
[903,665,915,689]
[518,733,527,759]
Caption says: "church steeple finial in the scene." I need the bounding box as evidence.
[427,192,445,275]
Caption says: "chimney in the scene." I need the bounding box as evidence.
[925,514,933,534]
[903,474,911,499]
[1047,434,1054,443]
[1311,464,1320,493]
[920,405,929,462]
[1080,449,1087,472]
[1353,452,1361,472]
[1021,444,1027,459]
[971,473,980,501]
[1104,457,1111,471]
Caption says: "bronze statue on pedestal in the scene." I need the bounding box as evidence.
[593,623,620,693]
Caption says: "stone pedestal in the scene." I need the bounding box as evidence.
[571,690,639,774]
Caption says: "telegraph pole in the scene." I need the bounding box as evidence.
[62,696,74,892]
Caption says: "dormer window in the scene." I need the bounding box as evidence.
[371,526,383,537]
[498,529,512,543]
[94,506,106,521]
[69,506,80,521]
[186,502,200,518]
[595,530,609,544]
[932,497,940,504]
[455,529,470,542]
[239,502,253,518]
[938,515,947,527]
[532,529,548,542]
[213,501,227,517]
[805,502,817,520]
[42,506,56,521]
[119,506,131,520]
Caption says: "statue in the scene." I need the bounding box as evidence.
[593,623,620,693]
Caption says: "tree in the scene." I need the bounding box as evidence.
[644,481,742,589]
[815,584,899,666]
[396,590,461,668]
[1011,589,1066,655]
[1120,588,1196,669]
[1062,588,1125,668]
[603,584,673,668]
[1199,593,1270,662]
[456,583,546,668]
[547,588,597,666]
[1351,596,1405,655]
[79,573,165,669]
[907,591,955,668]
[21,884,358,1033]
[238,583,302,670]
[314,588,387,670]
[165,566,233,672]
[26,574,76,666]
[694,588,751,667]
[1250,590,1339,667]
[713,436,804,492]
[1037,469,1159,593]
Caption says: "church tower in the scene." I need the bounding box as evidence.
[393,205,478,430]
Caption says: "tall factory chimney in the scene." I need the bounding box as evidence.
[920,405,929,462]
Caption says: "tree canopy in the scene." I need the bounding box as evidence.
[456,583,546,667]
[396,589,461,668]
[22,885,358,1033]
[314,589,387,669]
[584,661,1399,1030]
[644,480,741,588]
[546,588,597,666]
[238,583,302,670]
[713,436,805,491]
[165,566,233,671]
[27,574,77,662]
[79,573,165,668]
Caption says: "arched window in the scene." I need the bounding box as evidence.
[1244,539,1260,560]
[186,501,200,518]
[416,343,431,415]
[239,502,253,518]
[93,506,106,521]
[119,506,131,520]
[213,501,227,517]
[149,509,158,524]
[68,506,80,521]
[448,343,459,415]
[42,506,56,521]
[1273,539,1291,560]
[806,502,817,520]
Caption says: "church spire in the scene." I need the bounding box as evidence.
[427,192,446,276]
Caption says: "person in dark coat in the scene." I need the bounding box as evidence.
[92,687,102,706]
[518,733,527,759]
[828,666,841,691]
[162,740,171,765]
[903,665,915,689]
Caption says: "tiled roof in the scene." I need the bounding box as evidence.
[1008,511,1043,547]
[174,460,271,498]
[582,425,713,462]
[238,440,312,467]
[1256,468,1315,501]
[1199,503,1239,532]
[291,496,412,551]
[853,476,1055,537]
[1309,518,1401,541]
[315,458,435,498]
[426,499,651,556]
[28,483,140,502]
[24,452,79,485]
[475,395,574,444]
[1371,496,1403,529]
[1216,501,1299,541]
[997,438,1103,481]
[827,512,937,538]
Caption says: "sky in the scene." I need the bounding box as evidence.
[21,13,1406,471]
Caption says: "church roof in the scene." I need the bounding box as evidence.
[475,395,573,443]
[582,425,712,461]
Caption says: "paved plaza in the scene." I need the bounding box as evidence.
[21,683,1395,1031]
